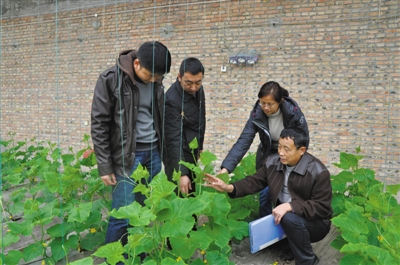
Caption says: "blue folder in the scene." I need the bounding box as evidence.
[249,214,287,254]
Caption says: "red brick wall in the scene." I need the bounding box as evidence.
[1,0,399,183]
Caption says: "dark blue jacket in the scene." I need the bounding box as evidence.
[221,97,308,172]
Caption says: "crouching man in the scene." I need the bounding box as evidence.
[204,127,332,265]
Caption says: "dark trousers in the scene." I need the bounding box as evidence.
[280,212,331,265]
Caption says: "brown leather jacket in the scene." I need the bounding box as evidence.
[230,152,333,220]
[91,50,164,177]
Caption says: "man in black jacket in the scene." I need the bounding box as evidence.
[91,41,171,249]
[164,57,205,195]
[204,128,332,265]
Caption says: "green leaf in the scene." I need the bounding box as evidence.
[334,152,362,170]
[93,241,125,265]
[68,202,92,223]
[331,171,354,183]
[205,250,233,265]
[339,253,366,265]
[199,150,217,166]
[203,223,231,249]
[225,219,249,240]
[131,163,150,183]
[361,244,397,264]
[23,242,43,262]
[47,222,74,237]
[4,250,23,265]
[189,137,199,150]
[146,173,177,205]
[330,235,347,250]
[80,233,105,251]
[0,232,20,248]
[61,154,75,166]
[161,197,205,237]
[169,235,198,259]
[49,235,79,262]
[189,230,213,250]
[109,201,156,227]
[386,184,400,195]
[7,220,34,236]
[68,257,94,265]
[44,171,61,193]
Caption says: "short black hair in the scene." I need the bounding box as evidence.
[137,41,171,75]
[179,57,205,77]
[280,127,309,150]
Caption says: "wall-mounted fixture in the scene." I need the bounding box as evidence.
[228,49,259,65]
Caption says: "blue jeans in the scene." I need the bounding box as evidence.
[259,186,273,217]
[105,148,161,245]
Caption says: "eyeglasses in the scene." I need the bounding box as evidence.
[259,102,277,108]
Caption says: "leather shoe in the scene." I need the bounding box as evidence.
[279,247,294,261]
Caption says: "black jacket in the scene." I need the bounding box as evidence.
[221,97,308,172]
[91,50,165,177]
[231,152,333,220]
[163,78,206,178]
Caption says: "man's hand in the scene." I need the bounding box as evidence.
[180,175,192,195]
[203,173,233,193]
[272,202,292,224]
[219,168,229,174]
[101,174,116,186]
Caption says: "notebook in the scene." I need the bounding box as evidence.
[249,214,287,254]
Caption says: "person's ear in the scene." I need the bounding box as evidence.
[299,146,306,155]
[178,73,182,82]
[133,59,140,70]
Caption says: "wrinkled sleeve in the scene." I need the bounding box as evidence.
[221,111,258,172]
[91,71,116,176]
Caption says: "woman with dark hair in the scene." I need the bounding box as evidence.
[220,81,309,218]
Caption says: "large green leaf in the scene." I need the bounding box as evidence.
[93,241,125,265]
[198,192,230,224]
[189,230,213,250]
[49,235,79,262]
[130,163,150,182]
[7,220,34,236]
[169,235,198,259]
[330,235,347,250]
[225,219,249,240]
[80,232,105,251]
[109,201,156,227]
[199,150,217,166]
[0,232,20,248]
[146,173,177,205]
[160,198,202,237]
[44,171,61,193]
[203,223,231,249]
[67,202,92,223]
[386,184,400,195]
[339,253,366,265]
[205,250,233,265]
[47,222,74,237]
[23,242,43,262]
[3,250,22,265]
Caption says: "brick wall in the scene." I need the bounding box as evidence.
[1,0,399,183]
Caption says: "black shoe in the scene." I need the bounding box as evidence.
[313,255,319,265]
[279,247,295,261]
